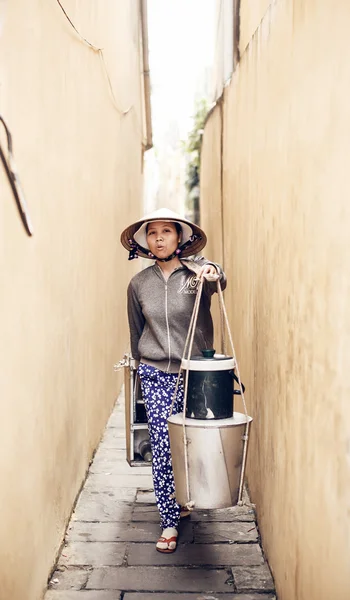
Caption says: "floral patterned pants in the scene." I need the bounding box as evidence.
[137,363,184,529]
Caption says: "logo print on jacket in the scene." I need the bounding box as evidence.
[178,274,199,294]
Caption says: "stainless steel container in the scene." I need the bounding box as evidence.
[168,412,253,509]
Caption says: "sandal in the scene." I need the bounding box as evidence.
[156,535,178,554]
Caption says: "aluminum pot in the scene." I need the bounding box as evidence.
[168,412,253,508]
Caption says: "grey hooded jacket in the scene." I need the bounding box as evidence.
[127,257,227,373]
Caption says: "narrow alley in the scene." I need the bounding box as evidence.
[44,389,276,599]
[1,1,350,600]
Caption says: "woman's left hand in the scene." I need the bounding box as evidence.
[198,264,219,281]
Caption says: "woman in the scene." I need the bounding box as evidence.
[120,208,226,553]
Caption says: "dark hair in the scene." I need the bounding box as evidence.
[175,222,182,236]
[146,221,182,237]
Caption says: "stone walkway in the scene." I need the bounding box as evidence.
[44,390,276,599]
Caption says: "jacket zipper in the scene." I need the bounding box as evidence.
[164,281,171,372]
[155,264,179,373]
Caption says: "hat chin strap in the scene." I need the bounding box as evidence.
[154,249,181,262]
[128,234,201,261]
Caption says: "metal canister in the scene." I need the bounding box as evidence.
[182,349,243,419]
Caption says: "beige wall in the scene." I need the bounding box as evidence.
[0,2,147,599]
[201,1,350,599]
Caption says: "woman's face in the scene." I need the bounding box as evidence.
[146,221,181,259]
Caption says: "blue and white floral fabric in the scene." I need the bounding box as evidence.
[137,362,184,529]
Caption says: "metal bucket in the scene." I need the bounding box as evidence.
[168,412,253,509]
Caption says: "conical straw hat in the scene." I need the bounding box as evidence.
[120,208,207,259]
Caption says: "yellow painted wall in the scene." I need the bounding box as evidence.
[0,2,146,599]
[201,1,350,599]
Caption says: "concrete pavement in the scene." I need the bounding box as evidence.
[44,390,276,599]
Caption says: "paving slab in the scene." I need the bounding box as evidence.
[132,505,255,523]
[47,568,91,590]
[87,566,235,592]
[75,487,136,505]
[104,424,126,435]
[191,508,255,523]
[126,542,263,567]
[45,591,121,599]
[131,505,164,522]
[90,456,151,476]
[93,448,130,462]
[86,473,153,490]
[68,520,193,543]
[112,401,125,409]
[113,411,126,419]
[82,480,137,499]
[135,489,156,503]
[58,541,127,567]
[72,493,133,522]
[123,595,276,600]
[106,412,126,428]
[193,522,258,543]
[101,428,127,449]
[232,565,275,593]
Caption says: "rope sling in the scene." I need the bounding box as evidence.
[169,274,251,509]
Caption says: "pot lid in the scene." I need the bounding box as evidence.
[181,349,235,371]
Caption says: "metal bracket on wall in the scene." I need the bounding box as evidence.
[0,115,33,236]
